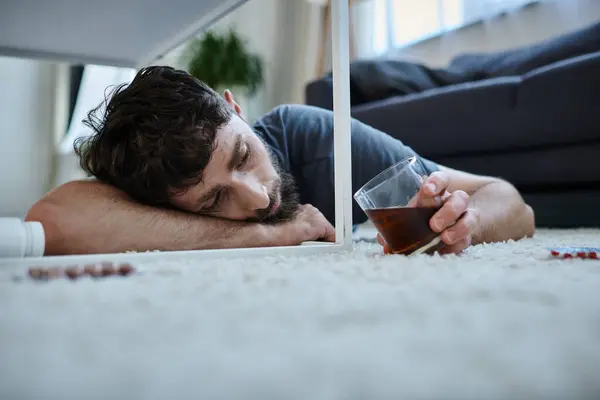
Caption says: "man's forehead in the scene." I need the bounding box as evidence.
[223,113,252,135]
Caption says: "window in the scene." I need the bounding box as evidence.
[372,0,538,54]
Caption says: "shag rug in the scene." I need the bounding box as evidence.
[1,227,600,400]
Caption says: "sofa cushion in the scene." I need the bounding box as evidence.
[351,51,600,159]
[447,21,600,78]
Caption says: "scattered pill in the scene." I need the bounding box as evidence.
[83,264,97,276]
[118,263,135,276]
[25,262,137,282]
[65,266,81,280]
[28,267,42,279]
[101,263,117,276]
[47,267,62,279]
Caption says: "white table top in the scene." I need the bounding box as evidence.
[0,0,249,67]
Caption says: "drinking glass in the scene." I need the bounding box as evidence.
[354,157,444,255]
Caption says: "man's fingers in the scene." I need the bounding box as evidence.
[441,207,479,245]
[430,190,470,232]
[439,235,472,255]
[414,190,450,208]
[323,222,336,242]
[423,171,450,196]
[410,170,452,208]
[324,229,336,242]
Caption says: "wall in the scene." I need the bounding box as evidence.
[205,0,283,121]
[161,0,325,118]
[0,56,55,218]
[389,0,600,67]
[161,0,285,122]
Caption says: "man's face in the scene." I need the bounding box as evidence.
[169,99,299,223]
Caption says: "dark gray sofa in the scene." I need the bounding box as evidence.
[305,25,600,228]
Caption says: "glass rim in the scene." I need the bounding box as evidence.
[353,156,417,200]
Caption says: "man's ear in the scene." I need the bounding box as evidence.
[223,89,244,117]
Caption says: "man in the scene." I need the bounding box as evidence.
[26,66,534,256]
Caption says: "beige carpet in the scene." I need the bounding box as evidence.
[1,227,600,399]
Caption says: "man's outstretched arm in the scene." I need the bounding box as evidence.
[436,166,535,245]
[25,180,335,256]
[377,165,535,255]
[419,166,535,254]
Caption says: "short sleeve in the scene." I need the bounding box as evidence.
[253,104,440,226]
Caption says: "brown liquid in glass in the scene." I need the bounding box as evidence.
[366,206,444,255]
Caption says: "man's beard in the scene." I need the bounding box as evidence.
[248,158,300,224]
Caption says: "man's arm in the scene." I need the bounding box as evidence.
[25,180,334,256]
[378,165,535,255]
[437,165,535,245]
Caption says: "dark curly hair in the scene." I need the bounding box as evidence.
[75,66,233,205]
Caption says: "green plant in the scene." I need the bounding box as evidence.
[182,29,263,97]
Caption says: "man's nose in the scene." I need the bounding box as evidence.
[232,173,270,210]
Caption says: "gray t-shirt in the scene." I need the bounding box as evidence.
[252,104,439,226]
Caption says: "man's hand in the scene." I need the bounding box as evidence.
[377,171,480,255]
[274,204,336,246]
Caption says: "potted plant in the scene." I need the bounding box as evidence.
[181,29,264,115]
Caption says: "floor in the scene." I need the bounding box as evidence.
[1,227,600,399]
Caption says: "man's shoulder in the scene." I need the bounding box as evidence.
[254,104,333,129]
[252,104,336,172]
[253,104,335,145]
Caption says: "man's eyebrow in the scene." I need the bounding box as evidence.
[227,134,243,172]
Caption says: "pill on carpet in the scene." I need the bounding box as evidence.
[549,247,599,260]
[65,266,81,280]
[101,264,117,276]
[83,264,97,276]
[26,262,137,282]
[118,263,135,276]
[28,267,42,279]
